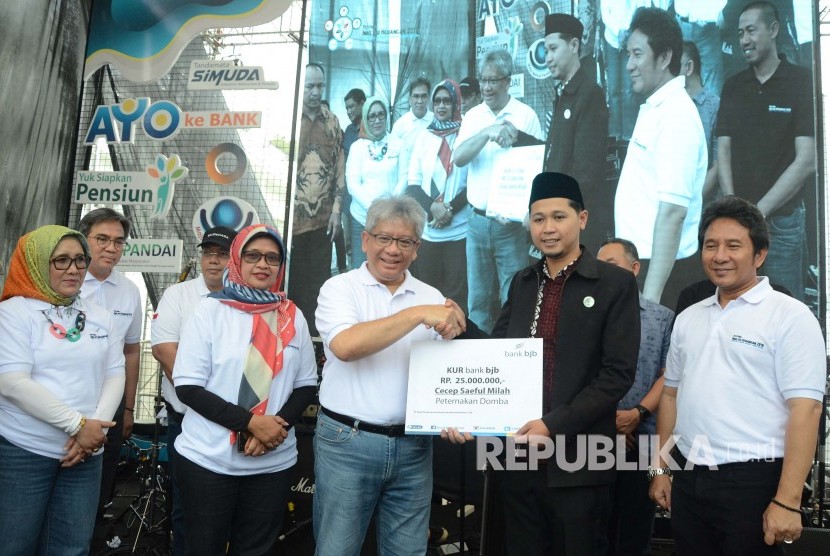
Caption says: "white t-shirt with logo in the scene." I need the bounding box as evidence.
[80,269,142,345]
[666,278,825,465]
[0,297,125,458]
[173,298,318,475]
[151,275,211,414]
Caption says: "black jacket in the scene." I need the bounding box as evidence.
[491,250,640,487]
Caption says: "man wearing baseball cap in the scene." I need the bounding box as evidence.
[151,226,237,555]
[459,76,481,115]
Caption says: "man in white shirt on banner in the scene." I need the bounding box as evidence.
[77,208,142,521]
[390,77,433,180]
[453,48,543,332]
[151,226,237,556]
[614,7,707,307]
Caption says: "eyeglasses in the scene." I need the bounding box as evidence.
[201,250,230,260]
[479,76,509,87]
[433,97,453,106]
[241,251,282,267]
[368,232,419,251]
[410,93,429,101]
[92,235,128,250]
[367,112,387,122]
[51,255,91,270]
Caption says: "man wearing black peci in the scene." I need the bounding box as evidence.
[446,172,640,555]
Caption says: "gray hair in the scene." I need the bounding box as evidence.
[364,196,426,239]
[78,207,131,237]
[480,49,513,78]
[600,237,640,263]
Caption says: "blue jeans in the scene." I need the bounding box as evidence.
[0,435,102,556]
[764,205,807,302]
[165,405,187,556]
[313,412,433,556]
[677,18,724,97]
[604,39,640,141]
[466,211,530,333]
[350,214,367,270]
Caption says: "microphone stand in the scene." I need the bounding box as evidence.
[127,258,196,552]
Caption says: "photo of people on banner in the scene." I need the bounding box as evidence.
[289,0,819,329]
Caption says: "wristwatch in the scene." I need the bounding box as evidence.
[635,404,651,421]
[647,466,672,480]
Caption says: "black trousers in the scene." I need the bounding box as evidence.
[607,448,656,556]
[497,467,611,556]
[97,396,125,516]
[671,454,784,556]
[177,454,292,556]
[287,227,333,337]
[409,238,468,314]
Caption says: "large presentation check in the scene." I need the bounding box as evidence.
[405,338,542,435]
[485,145,545,222]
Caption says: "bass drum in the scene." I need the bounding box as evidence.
[275,418,316,552]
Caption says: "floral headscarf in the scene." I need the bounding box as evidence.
[427,79,463,135]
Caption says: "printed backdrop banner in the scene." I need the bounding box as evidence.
[84,0,293,82]
[300,0,822,319]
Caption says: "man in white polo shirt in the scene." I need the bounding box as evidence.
[649,196,825,553]
[389,76,433,180]
[614,7,707,307]
[151,226,237,556]
[453,48,543,333]
[77,208,143,520]
[313,196,467,555]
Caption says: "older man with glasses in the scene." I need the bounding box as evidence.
[151,225,237,555]
[453,48,543,333]
[76,207,143,525]
[313,195,469,555]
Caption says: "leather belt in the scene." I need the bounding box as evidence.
[672,448,783,471]
[320,406,406,437]
[471,207,487,217]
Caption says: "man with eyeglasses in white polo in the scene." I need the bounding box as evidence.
[453,48,543,333]
[314,195,469,555]
[77,207,142,522]
[151,225,237,555]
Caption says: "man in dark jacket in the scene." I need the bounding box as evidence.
[491,172,640,555]
[542,14,610,251]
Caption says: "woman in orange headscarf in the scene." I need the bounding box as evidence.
[0,225,125,554]
[173,223,317,555]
